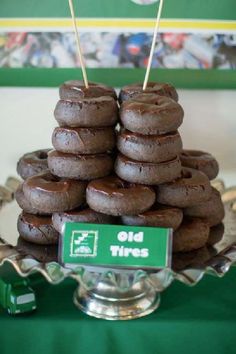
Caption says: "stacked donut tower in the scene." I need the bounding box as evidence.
[15,80,225,259]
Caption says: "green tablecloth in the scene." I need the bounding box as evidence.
[1,267,236,354]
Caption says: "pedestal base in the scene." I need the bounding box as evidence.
[73,277,160,320]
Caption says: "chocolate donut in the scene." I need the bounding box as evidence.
[156,167,211,208]
[17,237,58,262]
[17,149,50,180]
[121,205,183,230]
[59,80,117,100]
[86,176,155,216]
[52,208,115,234]
[172,246,211,271]
[54,96,118,128]
[117,129,182,163]
[15,184,50,215]
[17,212,59,245]
[185,187,225,227]
[119,82,178,103]
[48,150,113,180]
[173,217,210,253]
[23,171,86,213]
[207,223,224,246]
[115,154,181,185]
[180,149,219,180]
[120,94,184,135]
[52,126,115,154]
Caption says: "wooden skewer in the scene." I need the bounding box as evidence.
[143,0,164,91]
[68,0,89,88]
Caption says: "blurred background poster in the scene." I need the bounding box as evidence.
[0,0,236,87]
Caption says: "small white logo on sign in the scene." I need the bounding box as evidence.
[70,230,98,257]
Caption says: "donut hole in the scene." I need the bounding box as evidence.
[37,151,48,160]
[181,169,192,179]
[182,150,203,158]
[42,173,61,183]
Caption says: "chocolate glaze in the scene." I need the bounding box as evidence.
[54,96,118,128]
[121,204,183,230]
[117,129,183,163]
[86,176,156,216]
[17,212,59,245]
[21,213,52,227]
[17,149,51,180]
[115,154,182,185]
[120,94,184,135]
[119,82,178,103]
[48,150,114,180]
[173,217,210,253]
[52,208,115,234]
[15,183,51,215]
[180,149,219,180]
[23,171,86,213]
[184,187,225,226]
[59,80,117,100]
[52,126,116,154]
[25,171,77,192]
[156,167,212,208]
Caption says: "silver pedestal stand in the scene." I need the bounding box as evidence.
[74,274,160,320]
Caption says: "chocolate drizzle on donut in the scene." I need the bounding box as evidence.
[119,82,178,103]
[59,80,117,100]
[120,94,184,135]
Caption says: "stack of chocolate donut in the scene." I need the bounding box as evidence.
[15,81,119,258]
[87,82,225,254]
[49,81,118,181]
[14,80,225,261]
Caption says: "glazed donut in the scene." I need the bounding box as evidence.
[48,150,113,180]
[17,237,58,263]
[120,94,184,135]
[117,129,182,163]
[172,246,211,271]
[115,154,181,185]
[17,149,50,180]
[180,149,219,180]
[23,171,86,213]
[156,167,211,208]
[119,82,178,103]
[15,184,50,215]
[173,217,210,253]
[52,126,115,154]
[121,205,183,230]
[59,80,117,100]
[86,176,156,216]
[184,187,225,226]
[52,208,115,234]
[17,212,59,245]
[54,96,118,128]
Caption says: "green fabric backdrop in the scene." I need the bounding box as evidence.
[0,267,236,354]
[1,0,235,20]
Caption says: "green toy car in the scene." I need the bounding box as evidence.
[0,264,36,315]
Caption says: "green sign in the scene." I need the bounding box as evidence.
[61,223,172,270]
